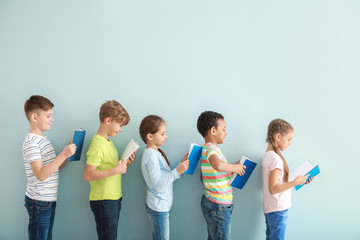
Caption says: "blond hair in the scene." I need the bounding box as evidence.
[99,100,130,125]
[266,119,293,183]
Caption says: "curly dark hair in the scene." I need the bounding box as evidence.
[197,111,224,137]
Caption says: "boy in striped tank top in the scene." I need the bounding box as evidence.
[197,111,246,240]
[23,95,77,240]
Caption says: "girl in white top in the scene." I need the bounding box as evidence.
[262,119,313,240]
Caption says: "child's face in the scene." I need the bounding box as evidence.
[148,123,167,147]
[277,130,294,151]
[34,109,53,132]
[107,119,123,138]
[213,119,227,144]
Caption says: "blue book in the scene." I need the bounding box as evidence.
[69,128,86,161]
[230,156,257,189]
[289,161,320,191]
[184,143,202,175]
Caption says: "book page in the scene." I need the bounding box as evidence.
[289,161,314,182]
[120,139,139,162]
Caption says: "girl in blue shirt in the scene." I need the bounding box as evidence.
[139,115,189,240]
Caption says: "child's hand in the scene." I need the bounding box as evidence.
[115,160,127,174]
[181,153,189,162]
[126,150,138,166]
[294,174,310,185]
[176,160,190,175]
[61,143,77,158]
[234,163,246,176]
[306,176,314,184]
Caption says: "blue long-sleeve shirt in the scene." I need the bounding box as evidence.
[141,148,180,212]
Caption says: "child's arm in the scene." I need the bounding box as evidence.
[31,143,76,181]
[208,155,246,175]
[269,169,311,195]
[83,160,127,182]
[146,154,188,192]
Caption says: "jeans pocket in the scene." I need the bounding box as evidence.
[38,201,52,212]
[25,205,34,219]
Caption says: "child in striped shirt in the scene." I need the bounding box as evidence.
[197,111,246,240]
[23,95,76,240]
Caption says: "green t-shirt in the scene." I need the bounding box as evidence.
[86,135,122,201]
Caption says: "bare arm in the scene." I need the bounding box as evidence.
[31,143,76,181]
[269,169,311,195]
[208,154,246,175]
[83,160,127,182]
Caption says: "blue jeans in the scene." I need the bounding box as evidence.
[24,195,56,240]
[201,194,233,240]
[90,198,122,240]
[146,204,170,240]
[265,209,288,240]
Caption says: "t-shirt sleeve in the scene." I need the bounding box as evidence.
[205,145,219,161]
[23,140,42,164]
[86,146,104,166]
[268,154,284,172]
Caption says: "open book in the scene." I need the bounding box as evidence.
[69,128,86,162]
[120,138,139,162]
[289,161,320,191]
[184,143,202,175]
[230,156,257,189]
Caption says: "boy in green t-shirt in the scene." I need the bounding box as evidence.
[84,100,137,240]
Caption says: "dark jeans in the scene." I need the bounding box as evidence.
[24,195,56,240]
[201,194,234,240]
[90,198,122,240]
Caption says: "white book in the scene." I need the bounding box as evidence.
[289,161,314,182]
[120,138,139,162]
[289,160,320,190]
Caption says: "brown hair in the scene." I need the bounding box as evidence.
[99,100,130,125]
[24,95,54,121]
[266,119,293,183]
[139,115,170,166]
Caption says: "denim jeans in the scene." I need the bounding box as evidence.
[90,198,122,240]
[201,194,233,240]
[264,209,288,240]
[145,204,170,240]
[24,195,56,240]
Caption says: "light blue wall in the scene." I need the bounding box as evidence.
[1,1,359,239]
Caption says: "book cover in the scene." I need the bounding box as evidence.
[184,143,202,175]
[230,156,257,189]
[289,161,320,191]
[120,138,139,162]
[69,128,86,162]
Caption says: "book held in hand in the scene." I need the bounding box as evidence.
[289,161,320,191]
[120,138,139,162]
[69,128,86,162]
[184,143,202,175]
[230,156,257,189]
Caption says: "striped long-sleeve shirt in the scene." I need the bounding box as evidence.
[201,143,233,204]
[23,133,58,201]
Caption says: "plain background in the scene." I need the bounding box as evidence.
[0,1,359,239]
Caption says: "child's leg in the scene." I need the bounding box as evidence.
[47,202,56,240]
[201,194,233,240]
[264,209,288,240]
[90,198,122,240]
[24,196,57,240]
[145,204,170,240]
